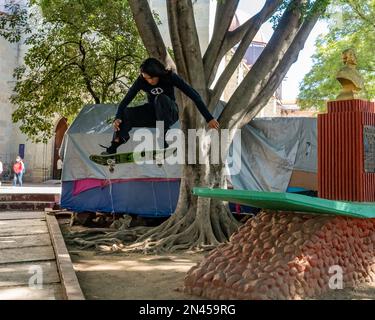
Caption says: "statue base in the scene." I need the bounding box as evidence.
[318,99,375,202]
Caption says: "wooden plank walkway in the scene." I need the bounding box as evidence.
[0,211,84,300]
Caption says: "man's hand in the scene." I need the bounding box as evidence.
[113,119,122,131]
[208,119,220,130]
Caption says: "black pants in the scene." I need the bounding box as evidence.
[115,94,179,144]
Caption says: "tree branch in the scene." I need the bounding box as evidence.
[203,0,239,84]
[240,5,327,127]
[205,0,283,87]
[225,0,281,50]
[128,0,175,70]
[167,0,209,130]
[347,0,375,29]
[218,0,306,129]
[208,0,283,111]
[40,40,82,69]
[77,34,100,103]
[174,1,206,89]
[166,1,188,77]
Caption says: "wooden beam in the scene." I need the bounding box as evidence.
[0,234,51,250]
[46,214,85,300]
[0,212,45,220]
[0,284,63,300]
[0,246,55,264]
[0,225,49,237]
[0,261,60,287]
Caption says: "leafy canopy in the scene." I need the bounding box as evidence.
[298,0,375,110]
[0,0,146,142]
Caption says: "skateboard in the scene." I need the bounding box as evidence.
[89,147,177,172]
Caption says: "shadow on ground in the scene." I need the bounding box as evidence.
[68,249,204,300]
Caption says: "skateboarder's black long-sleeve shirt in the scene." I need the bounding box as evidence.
[115,72,214,122]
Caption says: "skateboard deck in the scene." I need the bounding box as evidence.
[89,147,177,172]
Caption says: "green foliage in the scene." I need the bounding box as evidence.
[0,2,31,42]
[270,0,331,29]
[298,0,375,111]
[1,0,146,143]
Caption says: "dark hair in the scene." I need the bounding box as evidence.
[140,58,170,78]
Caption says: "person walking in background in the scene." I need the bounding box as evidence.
[13,156,25,187]
[0,159,3,186]
[56,157,63,180]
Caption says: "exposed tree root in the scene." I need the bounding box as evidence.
[65,225,150,250]
[65,198,242,254]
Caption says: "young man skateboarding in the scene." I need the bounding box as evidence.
[101,58,219,155]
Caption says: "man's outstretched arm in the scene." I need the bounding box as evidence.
[171,73,219,129]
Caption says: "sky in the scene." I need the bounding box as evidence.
[238,0,328,101]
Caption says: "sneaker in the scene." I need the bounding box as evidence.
[99,145,117,155]
[99,136,128,155]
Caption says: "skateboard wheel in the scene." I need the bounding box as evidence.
[107,159,116,165]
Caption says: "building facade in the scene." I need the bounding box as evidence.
[0,0,64,183]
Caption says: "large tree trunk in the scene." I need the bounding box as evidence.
[124,161,240,253]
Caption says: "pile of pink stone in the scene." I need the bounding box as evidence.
[184,211,375,299]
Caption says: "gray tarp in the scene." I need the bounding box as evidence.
[60,104,181,181]
[229,117,317,192]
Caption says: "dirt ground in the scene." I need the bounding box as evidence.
[60,219,205,300]
[68,250,204,300]
[59,219,375,300]
[318,283,375,300]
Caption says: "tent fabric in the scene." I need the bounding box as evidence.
[60,104,181,181]
[72,177,180,196]
[60,104,182,215]
[62,180,180,216]
[60,103,317,215]
[228,117,317,192]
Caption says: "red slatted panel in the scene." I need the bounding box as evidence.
[347,112,355,200]
[356,107,362,200]
[331,111,336,200]
[318,99,375,202]
[318,114,322,197]
[364,112,375,201]
[338,112,343,199]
